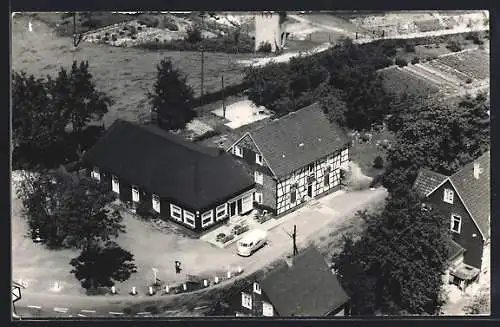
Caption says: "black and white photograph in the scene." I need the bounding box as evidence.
[11,10,490,319]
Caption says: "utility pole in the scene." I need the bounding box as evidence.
[222,74,226,118]
[200,12,205,99]
[293,225,298,256]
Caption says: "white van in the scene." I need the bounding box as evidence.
[237,229,268,257]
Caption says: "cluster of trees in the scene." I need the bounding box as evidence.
[12,61,113,171]
[243,38,395,130]
[382,92,490,193]
[332,189,450,315]
[17,168,137,293]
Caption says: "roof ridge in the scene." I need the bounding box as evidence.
[251,102,321,134]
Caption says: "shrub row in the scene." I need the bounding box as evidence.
[136,37,255,53]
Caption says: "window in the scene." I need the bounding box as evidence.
[241,292,252,309]
[324,169,330,186]
[443,188,454,204]
[131,185,140,202]
[170,204,182,221]
[201,210,214,227]
[341,148,349,161]
[91,167,101,182]
[253,282,261,294]
[451,214,462,233]
[152,194,160,213]
[216,204,227,220]
[254,192,263,204]
[262,302,274,317]
[290,185,297,203]
[255,171,264,185]
[112,175,120,193]
[308,163,315,174]
[256,153,263,165]
[183,210,195,228]
[233,146,243,158]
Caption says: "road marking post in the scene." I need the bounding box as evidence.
[27,305,42,309]
[130,286,137,295]
[237,266,243,274]
[227,271,232,279]
[214,276,219,284]
[148,286,154,296]
[109,311,124,315]
[77,314,86,317]
[136,312,152,316]
[164,285,169,294]
[81,309,96,313]
[182,283,187,291]
[54,307,69,313]
[203,279,208,287]
[111,286,116,294]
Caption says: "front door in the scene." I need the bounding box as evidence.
[229,202,237,217]
[307,184,313,197]
[237,199,243,214]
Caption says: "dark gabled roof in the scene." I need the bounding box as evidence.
[412,168,448,197]
[83,120,254,210]
[248,103,349,179]
[447,238,465,262]
[449,151,490,239]
[260,246,349,317]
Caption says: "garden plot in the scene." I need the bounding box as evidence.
[211,99,271,129]
[436,49,490,81]
[379,66,441,98]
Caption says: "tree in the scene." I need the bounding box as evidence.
[16,168,125,250]
[52,61,113,134]
[382,93,490,193]
[464,288,490,315]
[70,242,137,292]
[332,189,450,315]
[148,59,196,130]
[319,86,348,127]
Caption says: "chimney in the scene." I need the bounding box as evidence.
[473,162,482,179]
[285,255,293,268]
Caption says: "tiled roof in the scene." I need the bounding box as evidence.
[248,103,350,179]
[412,168,448,197]
[260,246,349,316]
[450,151,490,239]
[83,120,254,211]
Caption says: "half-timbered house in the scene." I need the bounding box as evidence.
[227,103,350,216]
[83,120,255,232]
[413,151,490,291]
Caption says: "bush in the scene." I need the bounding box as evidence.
[466,78,473,84]
[411,57,420,64]
[373,156,384,169]
[405,42,416,52]
[111,34,118,42]
[192,129,221,142]
[96,34,101,39]
[136,201,153,220]
[369,173,384,188]
[221,234,235,243]
[119,30,125,36]
[232,224,249,235]
[395,57,408,67]
[131,35,137,40]
[186,26,202,43]
[164,20,178,31]
[130,25,137,33]
[446,39,462,52]
[102,36,109,42]
[138,16,159,28]
[257,41,272,53]
[216,233,226,242]
[105,31,110,36]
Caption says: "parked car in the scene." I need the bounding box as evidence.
[236,229,268,257]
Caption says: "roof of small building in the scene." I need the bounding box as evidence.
[83,120,254,211]
[260,246,349,317]
[447,238,465,262]
[449,151,490,239]
[248,103,350,178]
[412,168,448,197]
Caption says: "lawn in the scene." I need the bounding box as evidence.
[348,127,395,178]
[12,14,259,127]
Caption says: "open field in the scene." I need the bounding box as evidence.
[12,15,259,127]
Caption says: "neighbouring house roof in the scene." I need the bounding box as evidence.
[260,246,349,317]
[83,120,254,211]
[449,151,490,239]
[412,168,448,197]
[447,238,465,262]
[247,103,350,179]
[412,151,490,239]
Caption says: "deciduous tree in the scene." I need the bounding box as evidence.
[70,242,137,292]
[333,189,450,315]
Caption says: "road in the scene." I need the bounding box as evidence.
[13,188,387,318]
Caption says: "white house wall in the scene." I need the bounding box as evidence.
[276,147,348,215]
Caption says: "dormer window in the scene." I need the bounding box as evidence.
[308,164,315,174]
[253,282,261,294]
[233,146,243,158]
[256,153,263,165]
[443,188,454,204]
[91,167,101,181]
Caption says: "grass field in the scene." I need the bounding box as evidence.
[12,15,260,127]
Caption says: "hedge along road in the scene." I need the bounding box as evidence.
[14,188,388,318]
